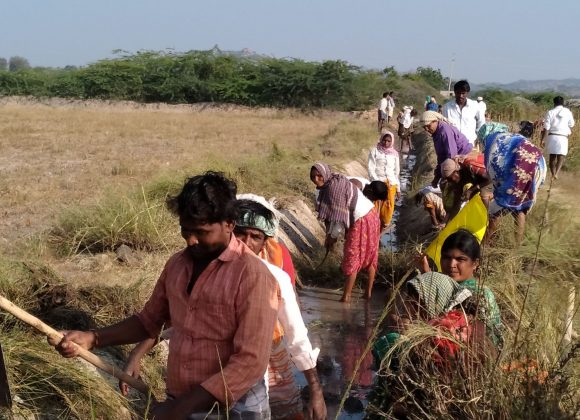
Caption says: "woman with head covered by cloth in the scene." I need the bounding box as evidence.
[368,131,401,230]
[234,196,326,420]
[420,111,473,189]
[310,162,380,303]
[478,122,546,244]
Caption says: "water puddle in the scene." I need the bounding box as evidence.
[293,149,417,417]
[379,152,416,251]
[296,287,389,419]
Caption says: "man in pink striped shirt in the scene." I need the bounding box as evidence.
[50,172,279,419]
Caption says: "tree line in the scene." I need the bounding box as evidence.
[0,50,450,111]
[0,50,564,115]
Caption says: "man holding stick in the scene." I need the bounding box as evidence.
[49,172,279,419]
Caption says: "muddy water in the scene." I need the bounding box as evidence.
[293,148,417,418]
[379,150,417,251]
[297,287,389,419]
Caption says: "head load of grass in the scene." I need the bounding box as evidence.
[364,182,579,418]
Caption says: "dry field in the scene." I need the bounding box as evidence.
[1,100,578,418]
[0,100,376,287]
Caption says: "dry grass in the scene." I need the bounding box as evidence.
[1,100,578,418]
[0,103,372,256]
[0,100,379,417]
[0,256,167,418]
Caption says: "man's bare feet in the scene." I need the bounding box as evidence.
[340,295,351,303]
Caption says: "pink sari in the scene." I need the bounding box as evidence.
[341,209,380,276]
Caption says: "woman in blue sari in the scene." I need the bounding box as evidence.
[478,122,547,244]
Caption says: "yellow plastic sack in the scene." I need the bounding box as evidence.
[425,193,488,271]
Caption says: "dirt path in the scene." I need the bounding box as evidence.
[543,171,580,226]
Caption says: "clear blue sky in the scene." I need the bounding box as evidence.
[1,0,578,84]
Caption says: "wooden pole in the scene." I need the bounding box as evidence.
[0,294,151,396]
[564,286,576,346]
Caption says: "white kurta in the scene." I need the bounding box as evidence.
[544,106,575,155]
[368,147,401,192]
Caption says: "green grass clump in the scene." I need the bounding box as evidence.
[48,188,176,256]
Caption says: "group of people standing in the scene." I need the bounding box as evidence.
[377,91,395,131]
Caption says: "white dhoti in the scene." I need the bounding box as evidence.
[546,134,568,155]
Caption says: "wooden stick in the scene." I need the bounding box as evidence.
[564,286,576,345]
[0,294,151,396]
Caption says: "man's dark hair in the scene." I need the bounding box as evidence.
[235,199,276,233]
[167,171,238,224]
[383,92,388,98]
[519,120,534,138]
[453,80,471,93]
[389,91,394,95]
[366,181,388,201]
[442,229,481,261]
[554,96,564,106]
[414,191,425,206]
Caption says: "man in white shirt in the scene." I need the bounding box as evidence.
[476,96,487,117]
[377,92,389,132]
[541,96,576,179]
[387,91,395,123]
[442,80,485,147]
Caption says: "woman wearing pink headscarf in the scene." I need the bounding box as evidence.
[368,131,401,229]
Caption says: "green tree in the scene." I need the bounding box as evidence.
[0,58,7,71]
[9,56,31,72]
[383,66,398,78]
[416,66,446,90]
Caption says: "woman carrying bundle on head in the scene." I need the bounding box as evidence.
[310,162,380,303]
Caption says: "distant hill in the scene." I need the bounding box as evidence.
[207,45,268,61]
[473,78,580,97]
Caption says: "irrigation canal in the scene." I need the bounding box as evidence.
[295,148,417,418]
